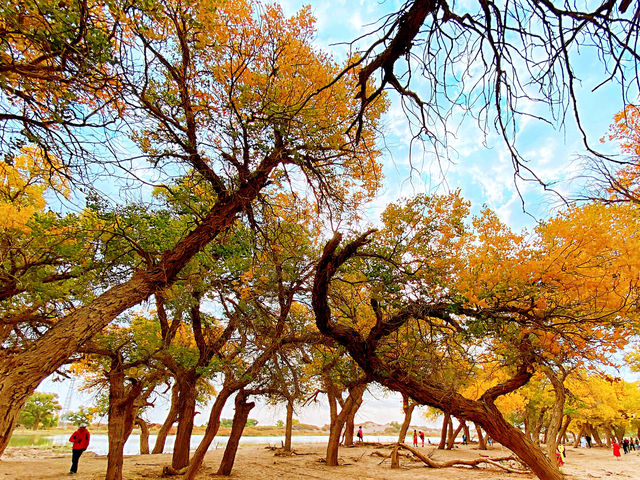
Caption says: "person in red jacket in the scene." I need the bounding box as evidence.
[69,425,90,474]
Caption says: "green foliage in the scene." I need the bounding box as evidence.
[62,406,96,426]
[17,393,61,430]
[220,418,259,428]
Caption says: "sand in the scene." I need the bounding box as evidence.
[0,442,637,479]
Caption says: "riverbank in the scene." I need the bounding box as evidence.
[0,442,637,479]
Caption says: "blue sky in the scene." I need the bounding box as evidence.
[279,0,633,233]
[38,0,638,431]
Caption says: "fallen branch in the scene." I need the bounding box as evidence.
[396,443,530,474]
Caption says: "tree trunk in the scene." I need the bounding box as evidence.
[573,423,586,448]
[183,387,233,480]
[344,412,355,446]
[447,420,463,450]
[284,400,294,452]
[475,422,486,450]
[612,424,625,443]
[532,408,547,445]
[106,404,127,480]
[0,157,278,456]
[217,391,255,476]
[136,417,150,455]
[172,379,198,469]
[326,383,366,466]
[543,366,567,463]
[463,421,470,444]
[398,392,415,444]
[590,425,604,447]
[152,384,179,454]
[557,416,571,446]
[343,385,364,447]
[105,367,143,480]
[439,412,450,449]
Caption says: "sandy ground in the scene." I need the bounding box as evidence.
[0,442,637,479]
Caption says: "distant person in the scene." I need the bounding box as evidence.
[413,429,418,447]
[357,426,363,443]
[69,424,90,474]
[623,437,629,454]
[419,431,425,447]
[585,434,592,448]
[462,433,467,445]
[612,440,621,460]
[580,436,587,448]
[556,444,566,467]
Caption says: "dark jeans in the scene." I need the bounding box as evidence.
[70,448,85,473]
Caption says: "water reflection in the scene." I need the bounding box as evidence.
[9,434,56,448]
[8,434,414,456]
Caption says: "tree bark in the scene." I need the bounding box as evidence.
[136,417,150,455]
[531,408,547,445]
[0,151,280,456]
[105,367,143,480]
[217,391,255,476]
[183,387,233,480]
[398,392,415,444]
[543,365,567,462]
[475,422,487,450]
[172,379,198,469]
[463,421,470,444]
[284,400,294,452]
[573,423,586,448]
[326,383,366,466]
[439,412,450,449]
[343,385,364,447]
[590,425,604,447]
[557,416,571,446]
[152,384,179,454]
[447,419,463,450]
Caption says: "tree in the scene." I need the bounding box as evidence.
[62,406,97,427]
[0,0,384,456]
[17,392,61,430]
[312,191,640,480]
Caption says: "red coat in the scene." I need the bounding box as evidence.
[69,428,90,450]
[613,442,621,457]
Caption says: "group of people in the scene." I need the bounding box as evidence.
[611,437,640,459]
[412,429,426,447]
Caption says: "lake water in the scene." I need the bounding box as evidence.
[9,433,427,456]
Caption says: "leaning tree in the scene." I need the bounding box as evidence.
[0,0,385,454]
[312,193,640,480]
